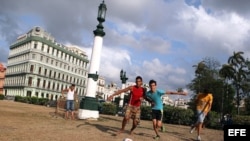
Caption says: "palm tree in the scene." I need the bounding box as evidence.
[219,64,235,117]
[227,51,247,115]
[219,64,235,80]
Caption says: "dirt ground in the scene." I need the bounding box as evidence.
[0,100,224,141]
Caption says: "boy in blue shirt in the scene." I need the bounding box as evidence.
[146,79,187,140]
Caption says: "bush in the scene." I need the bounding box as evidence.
[0,94,4,100]
[101,103,117,115]
[15,96,22,102]
[141,106,152,120]
[232,115,250,125]
[38,98,49,105]
[163,106,194,125]
[30,97,39,104]
[205,111,221,129]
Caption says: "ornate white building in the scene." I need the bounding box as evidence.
[4,27,89,100]
[96,76,105,98]
[102,82,120,100]
[174,98,189,109]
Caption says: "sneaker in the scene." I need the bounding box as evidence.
[153,135,160,140]
[197,135,201,141]
[190,125,195,134]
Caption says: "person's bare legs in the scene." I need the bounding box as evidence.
[152,119,161,139]
[117,117,129,135]
[130,118,138,135]
[197,122,202,140]
[65,111,69,119]
[71,111,75,120]
[157,120,162,132]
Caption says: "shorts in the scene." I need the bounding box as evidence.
[196,110,206,123]
[66,100,74,111]
[125,105,141,120]
[151,109,163,121]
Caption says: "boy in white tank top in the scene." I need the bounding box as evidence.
[61,84,77,120]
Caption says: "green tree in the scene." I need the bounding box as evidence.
[227,51,248,115]
[219,64,235,116]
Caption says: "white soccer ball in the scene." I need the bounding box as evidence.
[123,138,133,141]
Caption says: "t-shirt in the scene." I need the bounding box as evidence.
[146,89,165,110]
[67,89,75,100]
[128,86,145,107]
[196,93,213,113]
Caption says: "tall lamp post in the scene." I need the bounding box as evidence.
[119,69,128,107]
[78,1,107,120]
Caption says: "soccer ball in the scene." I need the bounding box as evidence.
[123,138,133,141]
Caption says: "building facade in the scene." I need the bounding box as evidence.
[4,27,89,100]
[0,63,6,94]
[96,76,105,98]
[103,82,120,101]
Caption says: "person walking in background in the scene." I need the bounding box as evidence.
[107,76,149,135]
[190,86,213,141]
[146,79,187,140]
[61,84,77,120]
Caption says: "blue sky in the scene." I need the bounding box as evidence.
[1,0,250,100]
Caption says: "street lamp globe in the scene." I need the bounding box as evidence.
[97,1,107,22]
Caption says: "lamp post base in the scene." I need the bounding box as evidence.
[78,109,99,119]
[78,96,99,119]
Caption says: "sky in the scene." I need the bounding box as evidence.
[1,0,250,100]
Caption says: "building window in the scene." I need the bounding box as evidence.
[51,60,53,65]
[47,82,50,89]
[46,58,49,63]
[44,69,47,76]
[49,70,52,78]
[54,72,56,78]
[37,78,40,87]
[30,65,34,73]
[27,91,32,97]
[52,82,55,90]
[55,62,58,66]
[41,44,44,51]
[57,83,59,91]
[28,77,32,86]
[43,80,46,88]
[32,54,36,59]
[38,67,41,74]
[34,43,37,49]
[47,47,50,53]
[40,56,43,61]
[35,92,38,97]
[41,93,44,98]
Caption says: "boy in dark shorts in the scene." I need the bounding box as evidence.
[146,79,187,140]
